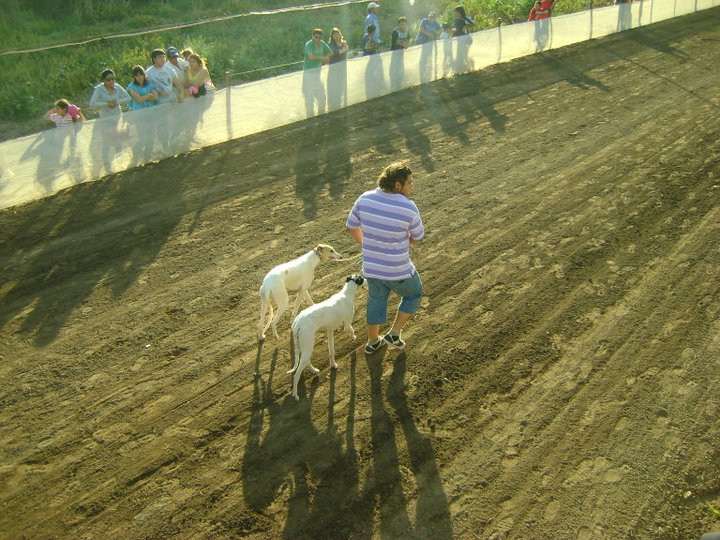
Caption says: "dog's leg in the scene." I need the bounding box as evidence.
[344,319,357,342]
[287,327,303,401]
[304,290,314,306]
[269,288,289,340]
[258,298,271,341]
[291,289,305,319]
[289,328,314,400]
[327,330,337,369]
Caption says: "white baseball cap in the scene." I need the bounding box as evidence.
[368,2,379,8]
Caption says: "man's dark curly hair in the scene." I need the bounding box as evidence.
[377,161,412,192]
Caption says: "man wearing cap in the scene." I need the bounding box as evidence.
[414,11,441,45]
[365,2,381,43]
[166,46,189,94]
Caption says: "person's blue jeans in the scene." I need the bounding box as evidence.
[366,272,423,325]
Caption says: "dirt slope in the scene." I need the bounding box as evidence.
[1,8,719,540]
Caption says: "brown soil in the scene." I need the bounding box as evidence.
[1,9,719,540]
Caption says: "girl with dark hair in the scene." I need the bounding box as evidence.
[89,68,131,117]
[452,5,475,36]
[127,66,158,110]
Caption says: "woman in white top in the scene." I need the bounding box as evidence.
[89,69,131,117]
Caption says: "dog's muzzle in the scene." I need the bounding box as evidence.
[346,274,364,286]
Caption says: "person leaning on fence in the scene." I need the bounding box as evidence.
[44,98,85,127]
[346,160,425,355]
[391,17,411,50]
[89,69,131,117]
[414,11,441,45]
[127,66,158,110]
[328,27,349,63]
[166,46,190,89]
[304,28,332,69]
[451,5,475,36]
[185,54,216,98]
[362,24,380,55]
[146,49,184,105]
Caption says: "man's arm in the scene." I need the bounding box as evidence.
[347,227,363,245]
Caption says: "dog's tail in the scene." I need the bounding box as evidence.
[287,324,301,375]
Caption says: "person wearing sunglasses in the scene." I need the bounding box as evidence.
[89,68,131,117]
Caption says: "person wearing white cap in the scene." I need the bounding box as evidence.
[365,2,381,43]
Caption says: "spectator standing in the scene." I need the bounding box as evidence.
[146,49,184,105]
[127,66,158,110]
[346,161,425,354]
[328,27,349,63]
[362,24,380,55]
[391,17,411,50]
[303,28,332,117]
[365,2,381,43]
[414,11,441,45]
[89,69,131,117]
[440,22,452,39]
[44,99,85,126]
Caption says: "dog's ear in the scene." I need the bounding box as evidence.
[346,275,354,282]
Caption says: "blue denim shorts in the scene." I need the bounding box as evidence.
[366,272,424,325]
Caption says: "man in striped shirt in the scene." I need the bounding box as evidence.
[346,161,425,354]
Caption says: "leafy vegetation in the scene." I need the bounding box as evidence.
[1,0,609,136]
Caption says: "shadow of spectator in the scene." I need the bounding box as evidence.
[454,34,475,74]
[534,18,552,52]
[617,1,633,31]
[389,49,406,92]
[19,128,80,194]
[302,67,326,118]
[294,111,351,219]
[365,54,387,101]
[89,115,129,179]
[386,353,453,538]
[327,59,348,112]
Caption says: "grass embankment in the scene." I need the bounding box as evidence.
[1,0,602,140]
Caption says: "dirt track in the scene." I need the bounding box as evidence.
[1,9,719,539]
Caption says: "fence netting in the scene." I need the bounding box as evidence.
[0,0,716,210]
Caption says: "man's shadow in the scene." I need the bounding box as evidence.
[362,350,453,538]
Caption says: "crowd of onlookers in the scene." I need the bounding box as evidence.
[303,3,478,70]
[45,2,560,129]
[45,46,215,128]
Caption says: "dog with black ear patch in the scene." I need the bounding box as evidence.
[288,274,364,401]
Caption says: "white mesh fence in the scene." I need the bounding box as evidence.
[0,0,717,210]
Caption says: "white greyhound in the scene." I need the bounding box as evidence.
[258,244,342,340]
[287,274,364,401]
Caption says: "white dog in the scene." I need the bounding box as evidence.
[258,244,342,341]
[287,274,364,401]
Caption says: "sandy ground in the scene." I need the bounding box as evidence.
[1,9,719,540]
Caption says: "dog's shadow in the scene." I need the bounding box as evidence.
[242,345,368,537]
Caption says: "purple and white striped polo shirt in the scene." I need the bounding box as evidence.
[346,188,425,280]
